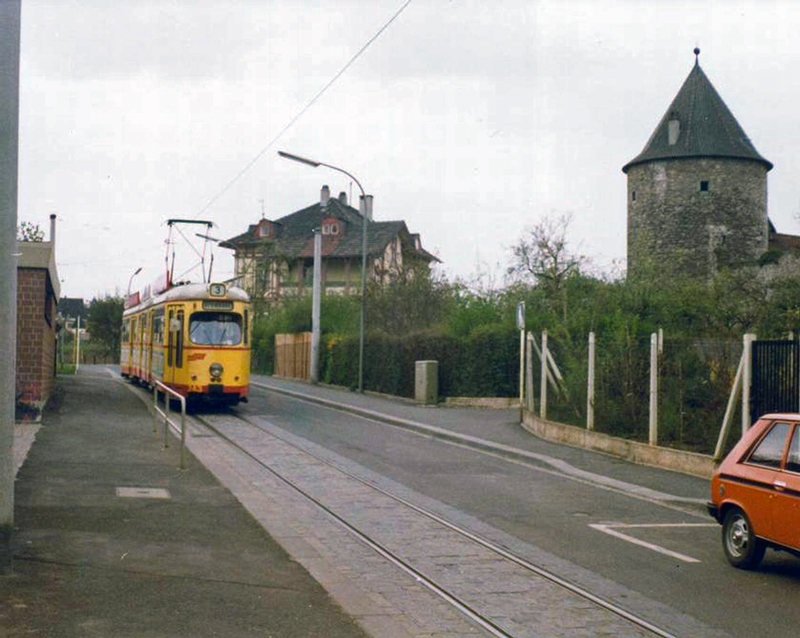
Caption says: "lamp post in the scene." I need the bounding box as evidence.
[127,267,142,298]
[278,151,369,393]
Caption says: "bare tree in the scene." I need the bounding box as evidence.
[507,213,585,294]
[17,221,44,242]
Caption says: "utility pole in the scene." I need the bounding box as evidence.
[310,230,321,383]
[0,0,21,574]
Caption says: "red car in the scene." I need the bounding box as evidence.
[708,414,800,569]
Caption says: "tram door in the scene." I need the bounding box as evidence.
[165,306,185,387]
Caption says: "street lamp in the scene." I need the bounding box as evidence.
[127,267,142,298]
[278,151,369,393]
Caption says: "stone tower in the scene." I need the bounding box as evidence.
[623,49,773,278]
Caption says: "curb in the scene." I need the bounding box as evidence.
[521,413,715,479]
[251,381,708,511]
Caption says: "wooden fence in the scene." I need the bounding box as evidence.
[274,332,311,380]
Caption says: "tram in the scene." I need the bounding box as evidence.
[121,279,251,405]
[120,219,251,405]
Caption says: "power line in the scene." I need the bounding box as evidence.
[195,0,412,219]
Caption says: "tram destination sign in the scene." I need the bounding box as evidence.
[203,300,234,310]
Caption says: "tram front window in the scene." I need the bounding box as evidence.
[189,312,242,346]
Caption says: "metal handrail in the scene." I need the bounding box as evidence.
[153,380,187,470]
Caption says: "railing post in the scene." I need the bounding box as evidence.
[153,386,158,433]
[649,332,658,446]
[540,331,548,420]
[153,381,188,471]
[179,396,187,471]
[163,391,170,449]
[587,332,595,431]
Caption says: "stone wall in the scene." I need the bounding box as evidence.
[627,157,768,277]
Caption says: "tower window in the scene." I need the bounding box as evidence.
[632,190,637,202]
[668,119,680,146]
[700,181,709,192]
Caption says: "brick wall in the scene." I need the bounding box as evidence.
[16,267,57,408]
[627,158,768,278]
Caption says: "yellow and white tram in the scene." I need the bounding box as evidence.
[121,281,251,405]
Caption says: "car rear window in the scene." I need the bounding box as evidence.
[748,422,792,468]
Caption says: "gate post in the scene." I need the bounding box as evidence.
[742,333,755,435]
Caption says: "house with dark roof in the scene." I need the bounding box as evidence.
[220,185,439,302]
[623,49,795,278]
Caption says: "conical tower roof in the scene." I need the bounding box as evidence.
[622,50,772,173]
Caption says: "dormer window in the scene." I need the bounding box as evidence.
[257,222,272,238]
[321,215,342,236]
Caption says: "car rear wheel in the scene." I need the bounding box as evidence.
[722,508,765,569]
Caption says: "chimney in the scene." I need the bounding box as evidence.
[338,191,347,206]
[49,213,56,245]
[363,194,373,221]
[320,185,330,207]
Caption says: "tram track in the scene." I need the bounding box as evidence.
[190,409,678,638]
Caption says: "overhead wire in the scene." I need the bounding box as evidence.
[194,0,413,220]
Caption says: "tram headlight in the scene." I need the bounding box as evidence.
[209,362,224,380]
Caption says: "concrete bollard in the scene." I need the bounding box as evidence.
[415,360,438,406]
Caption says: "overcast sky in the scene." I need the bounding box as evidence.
[17,0,800,300]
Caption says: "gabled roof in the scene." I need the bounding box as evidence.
[220,196,439,263]
[623,53,772,173]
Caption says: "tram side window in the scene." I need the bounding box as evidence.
[122,320,130,344]
[243,309,249,345]
[152,309,164,346]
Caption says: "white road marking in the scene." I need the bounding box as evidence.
[589,522,717,563]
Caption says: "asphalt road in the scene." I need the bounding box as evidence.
[239,382,800,638]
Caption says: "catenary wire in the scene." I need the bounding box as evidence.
[194,0,413,220]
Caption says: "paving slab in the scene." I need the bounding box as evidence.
[2,368,368,638]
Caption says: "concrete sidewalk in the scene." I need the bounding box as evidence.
[2,368,368,637]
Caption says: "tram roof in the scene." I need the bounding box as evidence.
[123,282,249,317]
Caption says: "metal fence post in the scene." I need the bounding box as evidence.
[179,398,187,470]
[153,386,158,433]
[587,332,595,431]
[540,331,548,420]
[742,333,755,435]
[525,333,535,413]
[163,391,171,449]
[649,332,658,446]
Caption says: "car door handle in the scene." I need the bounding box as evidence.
[774,480,787,491]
